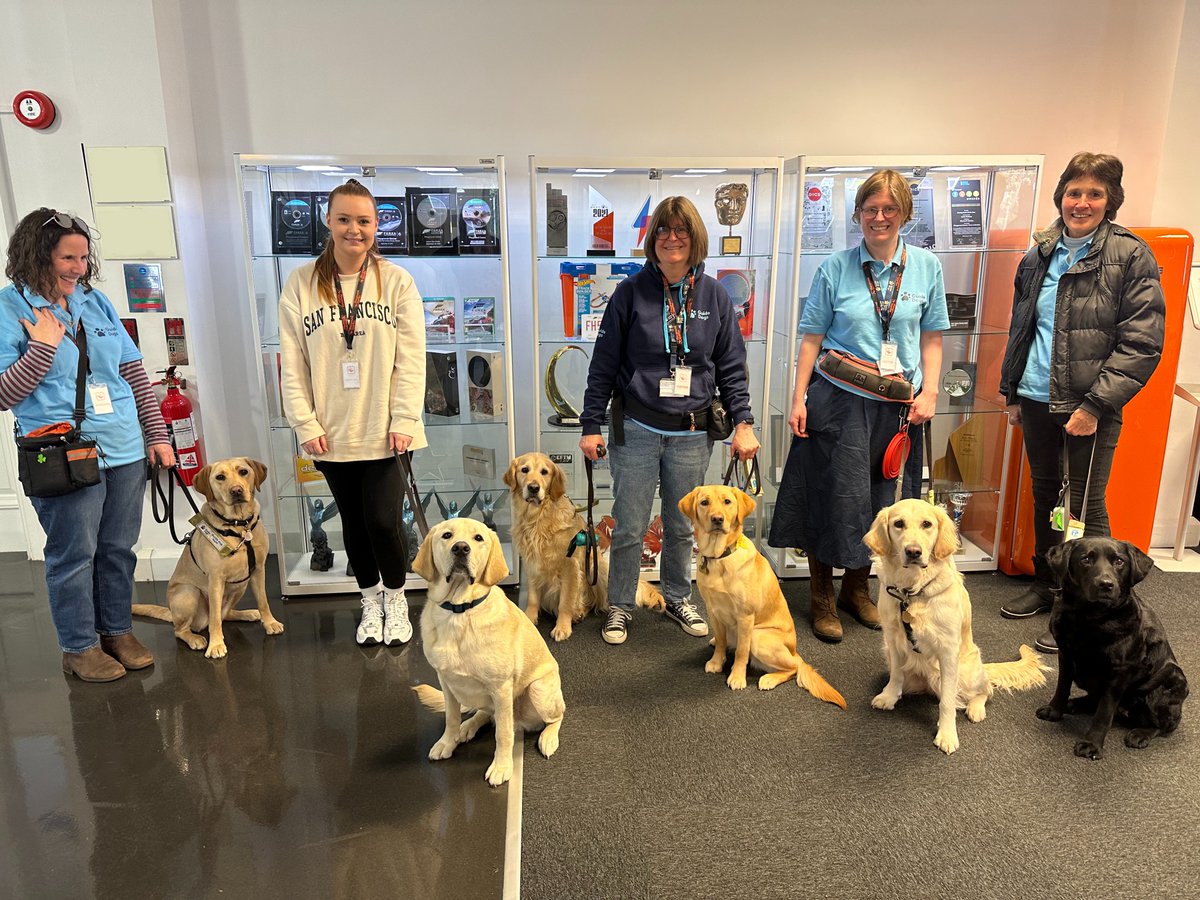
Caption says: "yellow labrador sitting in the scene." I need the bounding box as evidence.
[864,498,1048,754]
[133,458,283,659]
[412,518,565,786]
[679,485,846,708]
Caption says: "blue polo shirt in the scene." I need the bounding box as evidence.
[0,283,147,468]
[800,240,950,398]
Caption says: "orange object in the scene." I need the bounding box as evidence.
[158,366,204,486]
[998,227,1194,572]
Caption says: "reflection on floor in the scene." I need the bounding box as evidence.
[0,555,511,900]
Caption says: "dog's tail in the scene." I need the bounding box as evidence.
[985,644,1051,692]
[131,603,173,622]
[412,684,446,712]
[796,659,847,709]
[634,579,665,612]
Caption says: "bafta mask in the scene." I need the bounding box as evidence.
[714,183,749,227]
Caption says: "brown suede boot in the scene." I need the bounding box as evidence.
[838,565,881,629]
[62,647,126,682]
[807,557,842,643]
[100,633,155,670]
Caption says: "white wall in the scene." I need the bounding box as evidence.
[0,0,1195,557]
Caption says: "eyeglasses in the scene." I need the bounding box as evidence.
[860,205,901,220]
[654,225,691,240]
[42,211,91,236]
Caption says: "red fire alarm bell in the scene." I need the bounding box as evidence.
[13,91,57,130]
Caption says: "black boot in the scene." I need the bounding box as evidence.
[1034,630,1058,654]
[1001,554,1054,619]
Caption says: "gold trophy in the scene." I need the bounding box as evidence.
[545,345,590,427]
[715,182,748,255]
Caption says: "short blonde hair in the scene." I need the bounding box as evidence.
[643,196,708,268]
[852,170,914,226]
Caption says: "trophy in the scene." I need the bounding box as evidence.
[949,482,970,534]
[305,495,340,572]
[401,498,419,570]
[714,182,748,255]
[479,492,499,531]
[434,489,481,521]
[631,195,651,256]
[546,183,568,256]
[545,344,590,427]
[587,186,615,256]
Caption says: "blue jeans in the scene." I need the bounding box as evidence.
[31,460,147,653]
[607,419,713,610]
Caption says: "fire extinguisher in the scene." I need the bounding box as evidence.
[157,366,204,486]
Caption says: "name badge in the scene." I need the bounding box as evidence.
[673,365,692,395]
[878,340,902,376]
[659,377,678,398]
[341,359,361,390]
[88,382,114,414]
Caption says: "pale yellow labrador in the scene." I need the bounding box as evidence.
[412,517,565,786]
[133,458,283,659]
[864,498,1048,754]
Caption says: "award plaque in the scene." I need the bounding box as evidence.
[587,186,615,256]
[271,191,314,255]
[457,188,500,254]
[631,195,651,256]
[943,361,977,408]
[801,178,834,250]
[546,183,568,256]
[544,344,590,427]
[945,292,978,331]
[949,178,984,247]
[424,350,460,417]
[715,182,748,256]
[312,192,330,254]
[901,176,936,249]
[375,196,408,255]
[407,188,457,255]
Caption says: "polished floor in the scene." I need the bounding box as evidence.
[0,556,513,900]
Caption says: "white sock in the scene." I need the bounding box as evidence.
[361,582,382,602]
[382,586,406,602]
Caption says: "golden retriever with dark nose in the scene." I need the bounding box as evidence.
[864,498,1047,754]
[412,518,565,786]
[503,451,662,641]
[679,484,845,707]
[133,458,282,659]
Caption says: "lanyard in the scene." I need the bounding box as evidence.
[861,242,907,341]
[333,260,369,353]
[660,269,694,363]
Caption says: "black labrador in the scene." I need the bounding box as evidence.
[1038,537,1188,760]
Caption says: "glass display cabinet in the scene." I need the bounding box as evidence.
[236,154,517,597]
[767,155,1044,575]
[528,156,784,575]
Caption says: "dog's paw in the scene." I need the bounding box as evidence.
[538,727,560,759]
[182,633,207,651]
[726,671,747,691]
[871,691,899,711]
[704,656,725,674]
[1036,704,1064,722]
[1125,729,1155,749]
[241,609,262,621]
[429,736,458,761]
[205,640,227,659]
[524,605,540,624]
[263,618,284,635]
[934,728,960,755]
[1073,740,1104,760]
[459,712,489,743]
[965,698,987,723]
[485,757,513,786]
[550,623,572,642]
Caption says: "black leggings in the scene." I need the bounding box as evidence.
[313,457,408,590]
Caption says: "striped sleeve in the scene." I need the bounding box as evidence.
[119,360,169,446]
[0,341,56,410]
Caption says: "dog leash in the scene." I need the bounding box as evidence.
[722,453,762,496]
[1056,431,1098,543]
[885,410,934,504]
[394,450,429,540]
[151,463,202,545]
[566,446,604,586]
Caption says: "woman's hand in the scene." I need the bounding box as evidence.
[1065,408,1098,436]
[579,434,606,461]
[908,391,938,425]
[389,432,412,454]
[788,396,809,438]
[301,436,328,457]
[731,422,759,460]
[147,442,175,468]
[1007,404,1022,426]
[21,308,67,347]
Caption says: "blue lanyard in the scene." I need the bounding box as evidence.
[660,270,694,361]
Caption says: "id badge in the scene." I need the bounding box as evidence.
[341,359,361,390]
[673,366,692,395]
[88,382,114,414]
[878,340,902,376]
[659,377,678,398]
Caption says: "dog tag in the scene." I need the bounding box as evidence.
[673,365,692,395]
[341,359,361,390]
[901,610,914,624]
[878,340,902,376]
[88,382,114,414]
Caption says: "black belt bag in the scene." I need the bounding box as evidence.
[817,349,914,403]
[618,392,731,441]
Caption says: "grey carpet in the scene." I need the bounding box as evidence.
[519,567,1199,900]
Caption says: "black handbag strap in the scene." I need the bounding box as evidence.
[71,323,88,433]
[395,450,429,539]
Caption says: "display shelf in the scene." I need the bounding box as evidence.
[236,154,518,598]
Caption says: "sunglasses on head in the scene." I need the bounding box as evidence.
[42,211,92,236]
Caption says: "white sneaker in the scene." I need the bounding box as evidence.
[356,593,384,645]
[383,590,413,646]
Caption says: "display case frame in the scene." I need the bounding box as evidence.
[234,154,517,598]
[767,154,1045,575]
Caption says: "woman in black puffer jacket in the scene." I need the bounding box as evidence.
[998,152,1165,652]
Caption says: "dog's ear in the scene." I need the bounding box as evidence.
[502,456,521,490]
[192,464,213,501]
[1125,542,1155,586]
[412,531,438,582]
[735,488,757,524]
[1045,542,1073,583]
[678,487,701,522]
[481,528,510,587]
[863,508,891,556]
[247,458,268,491]
[931,504,960,560]
[547,460,567,501]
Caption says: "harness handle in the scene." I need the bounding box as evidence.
[151,463,201,546]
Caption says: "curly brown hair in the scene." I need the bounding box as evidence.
[4,207,99,301]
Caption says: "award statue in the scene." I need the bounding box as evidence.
[587,186,615,256]
[546,183,568,256]
[305,495,340,572]
[434,489,481,521]
[714,182,748,255]
[631,195,652,256]
[401,498,419,570]
[545,344,590,427]
[479,492,499,531]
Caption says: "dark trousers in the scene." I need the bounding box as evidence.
[1019,397,1122,557]
[313,457,408,590]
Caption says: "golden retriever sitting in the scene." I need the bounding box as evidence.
[503,452,663,641]
[412,518,565,786]
[864,498,1048,754]
[133,458,283,659]
[679,485,846,707]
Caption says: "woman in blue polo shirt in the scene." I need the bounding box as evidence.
[1,209,175,682]
[770,170,949,642]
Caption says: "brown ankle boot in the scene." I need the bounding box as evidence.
[838,565,881,629]
[100,633,155,670]
[807,557,842,643]
[62,647,126,682]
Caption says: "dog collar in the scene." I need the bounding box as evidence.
[212,508,256,528]
[439,596,486,614]
[699,535,752,573]
[885,584,923,653]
